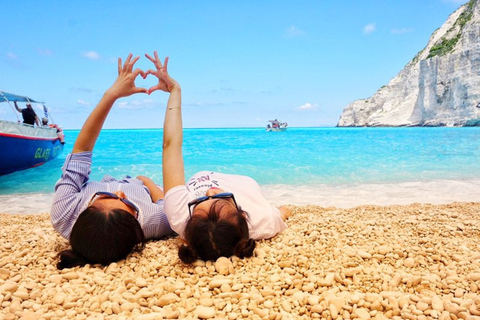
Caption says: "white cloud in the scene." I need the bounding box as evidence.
[391,28,414,35]
[6,52,19,61]
[296,102,318,111]
[116,99,157,109]
[184,101,226,107]
[6,52,23,67]
[37,48,53,56]
[284,25,304,38]
[77,99,91,106]
[363,23,376,35]
[82,51,101,60]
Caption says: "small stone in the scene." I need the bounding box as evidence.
[13,290,29,300]
[432,296,443,312]
[62,272,79,280]
[53,293,66,305]
[377,246,391,255]
[215,257,234,275]
[194,306,215,319]
[404,258,415,268]
[358,250,372,259]
[355,307,371,319]
[135,277,148,288]
[0,268,10,280]
[209,278,232,288]
[281,301,292,312]
[136,313,165,320]
[467,273,480,281]
[1,281,18,293]
[49,275,63,284]
[454,288,464,298]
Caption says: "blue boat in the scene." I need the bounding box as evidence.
[0,91,65,175]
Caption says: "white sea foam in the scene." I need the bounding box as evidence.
[1,178,479,215]
[262,178,480,208]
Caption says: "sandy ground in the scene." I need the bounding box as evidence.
[0,202,480,320]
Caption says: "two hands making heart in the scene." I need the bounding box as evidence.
[108,50,178,100]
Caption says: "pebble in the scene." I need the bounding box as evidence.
[194,306,216,319]
[215,257,234,275]
[404,257,415,268]
[0,203,479,319]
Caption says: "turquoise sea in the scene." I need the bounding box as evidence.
[1,127,480,213]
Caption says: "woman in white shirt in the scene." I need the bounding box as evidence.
[147,51,291,263]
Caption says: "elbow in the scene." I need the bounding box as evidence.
[162,138,181,151]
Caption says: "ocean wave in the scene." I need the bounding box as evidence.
[2,178,479,215]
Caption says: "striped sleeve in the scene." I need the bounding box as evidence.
[50,152,92,239]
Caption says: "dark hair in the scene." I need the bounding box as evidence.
[178,201,256,263]
[57,207,145,269]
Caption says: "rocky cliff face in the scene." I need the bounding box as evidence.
[337,0,480,127]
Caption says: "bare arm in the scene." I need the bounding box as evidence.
[145,51,185,194]
[136,175,165,202]
[34,115,40,126]
[72,54,147,153]
[14,102,22,113]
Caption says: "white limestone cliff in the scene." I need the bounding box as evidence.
[337,0,480,127]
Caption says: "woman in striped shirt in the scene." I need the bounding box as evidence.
[51,54,172,269]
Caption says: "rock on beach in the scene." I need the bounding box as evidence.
[1,202,480,319]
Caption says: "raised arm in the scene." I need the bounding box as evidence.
[14,101,22,113]
[145,51,184,194]
[72,54,147,153]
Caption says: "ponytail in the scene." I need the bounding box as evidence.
[178,245,199,264]
[57,249,89,269]
[234,238,256,258]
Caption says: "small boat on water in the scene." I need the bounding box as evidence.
[266,119,288,132]
[0,91,65,175]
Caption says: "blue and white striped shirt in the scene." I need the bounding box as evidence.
[50,152,172,240]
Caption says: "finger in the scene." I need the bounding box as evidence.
[132,68,145,79]
[145,53,154,63]
[133,86,148,94]
[163,57,169,73]
[117,57,122,75]
[124,53,133,72]
[144,69,158,77]
[147,84,161,94]
[127,56,140,73]
[154,51,162,68]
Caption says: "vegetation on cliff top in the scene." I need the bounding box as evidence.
[427,0,475,58]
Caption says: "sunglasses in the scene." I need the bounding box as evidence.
[88,191,139,218]
[188,192,238,217]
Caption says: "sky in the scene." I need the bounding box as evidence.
[0,0,469,129]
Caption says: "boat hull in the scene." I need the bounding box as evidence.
[0,120,64,175]
[266,127,287,132]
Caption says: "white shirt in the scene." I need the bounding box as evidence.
[164,171,287,239]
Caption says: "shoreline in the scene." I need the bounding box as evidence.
[2,178,480,214]
[1,202,480,319]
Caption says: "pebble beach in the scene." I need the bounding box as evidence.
[1,202,480,320]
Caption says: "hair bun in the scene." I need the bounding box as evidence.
[178,245,199,264]
[234,238,256,258]
[57,249,88,270]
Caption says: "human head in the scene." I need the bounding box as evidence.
[56,206,145,269]
[26,103,32,109]
[178,199,256,263]
[42,117,48,125]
